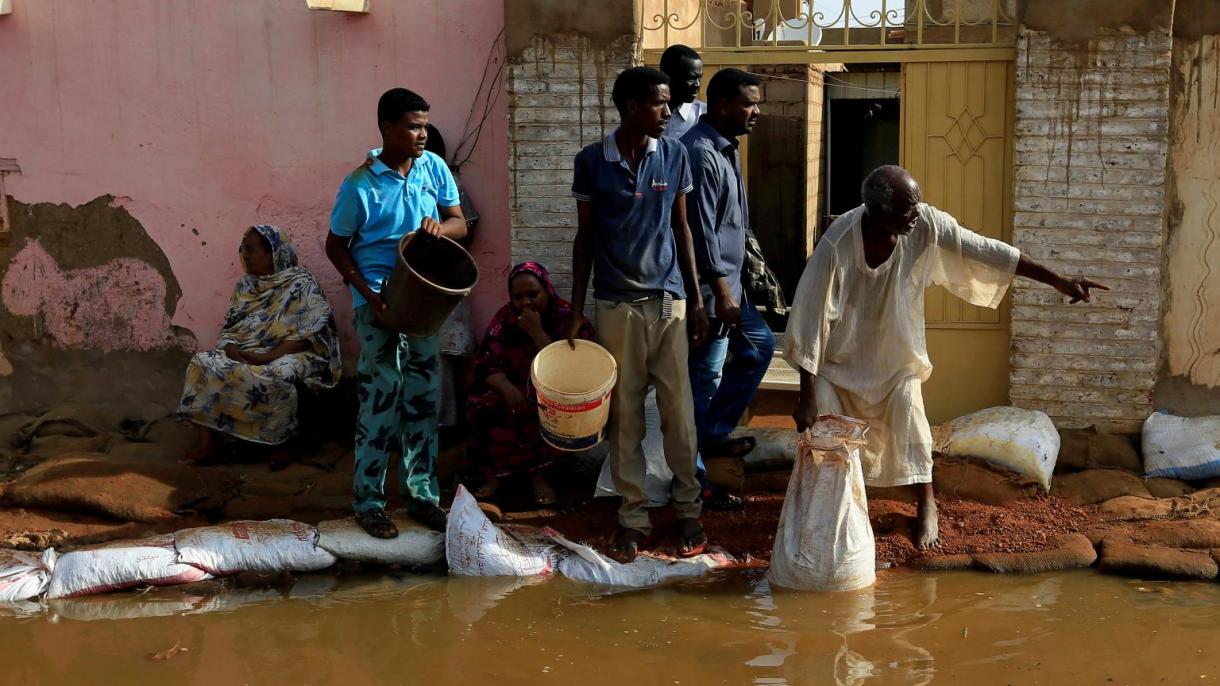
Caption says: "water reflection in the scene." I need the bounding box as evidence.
[3,570,1220,685]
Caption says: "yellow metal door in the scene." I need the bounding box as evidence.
[900,61,1015,424]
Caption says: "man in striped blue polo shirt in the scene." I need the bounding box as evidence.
[567,67,710,563]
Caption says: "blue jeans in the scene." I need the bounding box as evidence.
[688,297,777,454]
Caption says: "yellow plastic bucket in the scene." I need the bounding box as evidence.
[531,340,618,451]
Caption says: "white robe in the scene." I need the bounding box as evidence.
[784,203,1020,487]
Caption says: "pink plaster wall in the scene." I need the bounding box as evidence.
[0,0,510,355]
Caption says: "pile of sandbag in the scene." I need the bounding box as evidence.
[0,511,451,604]
[446,486,733,586]
[0,484,729,605]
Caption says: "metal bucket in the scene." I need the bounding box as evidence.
[381,232,479,337]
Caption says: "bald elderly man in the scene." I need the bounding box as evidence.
[785,165,1107,548]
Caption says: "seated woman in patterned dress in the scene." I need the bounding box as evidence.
[177,225,341,469]
[467,261,595,505]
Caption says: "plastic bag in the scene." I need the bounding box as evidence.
[174,520,336,576]
[1143,412,1220,480]
[936,406,1060,491]
[317,514,444,567]
[549,530,732,587]
[46,536,210,599]
[0,548,56,602]
[768,415,875,592]
[446,486,558,577]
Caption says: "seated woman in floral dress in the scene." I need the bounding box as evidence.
[178,225,341,469]
[467,261,595,505]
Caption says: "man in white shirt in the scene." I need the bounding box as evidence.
[785,165,1108,548]
[660,44,706,141]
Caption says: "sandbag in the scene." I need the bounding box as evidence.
[0,548,56,602]
[0,453,241,523]
[548,530,732,587]
[935,406,1059,491]
[446,486,558,577]
[1143,412,1220,481]
[768,416,875,592]
[317,514,445,567]
[174,520,336,576]
[46,535,211,599]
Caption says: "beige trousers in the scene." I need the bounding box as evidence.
[595,298,702,534]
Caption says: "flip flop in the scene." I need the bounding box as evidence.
[356,508,399,539]
[532,476,558,506]
[609,527,647,564]
[677,518,707,557]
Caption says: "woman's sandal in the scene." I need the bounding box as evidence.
[356,508,399,539]
[678,518,707,558]
[609,527,647,564]
[532,476,558,506]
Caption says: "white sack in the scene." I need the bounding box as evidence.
[1143,412,1220,481]
[174,520,336,576]
[937,406,1059,491]
[317,514,445,567]
[768,416,876,592]
[595,387,675,506]
[446,486,559,577]
[549,530,732,587]
[0,548,56,602]
[46,536,210,599]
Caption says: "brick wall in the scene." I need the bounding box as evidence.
[1010,29,1172,432]
[507,35,635,299]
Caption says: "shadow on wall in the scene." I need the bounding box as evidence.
[0,196,196,413]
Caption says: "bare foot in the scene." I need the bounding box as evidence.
[179,427,221,466]
[915,499,940,549]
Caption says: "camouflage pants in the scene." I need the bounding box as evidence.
[352,304,439,513]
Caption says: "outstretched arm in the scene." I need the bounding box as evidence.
[1015,254,1109,304]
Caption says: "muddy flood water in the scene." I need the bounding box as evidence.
[3,569,1220,685]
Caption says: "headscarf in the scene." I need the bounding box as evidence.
[217,225,342,390]
[473,261,595,386]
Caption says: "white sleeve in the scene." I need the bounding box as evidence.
[783,244,838,376]
[926,207,1020,309]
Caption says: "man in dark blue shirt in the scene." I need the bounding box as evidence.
[681,69,776,500]
[569,67,710,563]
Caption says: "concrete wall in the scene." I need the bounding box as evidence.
[1159,8,1220,415]
[504,0,637,299]
[1010,26,1172,431]
[0,1,510,410]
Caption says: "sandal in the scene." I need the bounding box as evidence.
[609,527,647,564]
[706,486,745,512]
[356,508,399,539]
[532,475,557,506]
[408,499,449,533]
[677,518,707,557]
[705,435,756,459]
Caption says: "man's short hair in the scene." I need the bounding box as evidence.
[377,88,430,128]
[612,67,670,116]
[659,44,701,76]
[861,167,897,214]
[706,68,761,108]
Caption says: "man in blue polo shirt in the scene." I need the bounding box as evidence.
[681,68,776,508]
[326,88,465,538]
[568,66,710,563]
